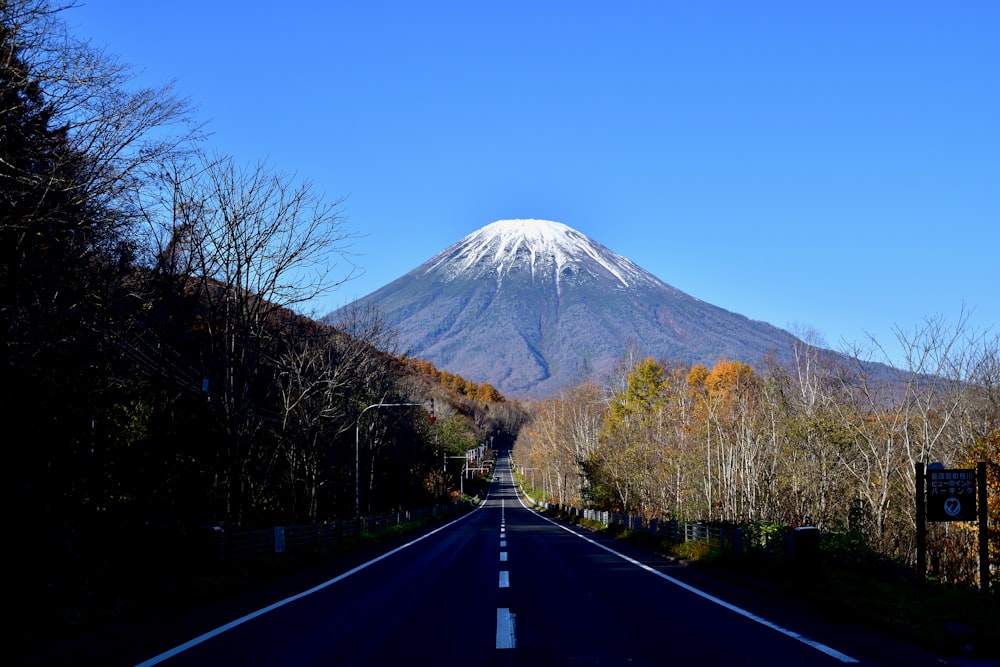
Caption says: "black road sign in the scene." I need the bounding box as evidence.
[927,468,977,522]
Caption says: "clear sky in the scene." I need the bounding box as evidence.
[69,1,999,364]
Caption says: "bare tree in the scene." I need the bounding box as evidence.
[328,301,415,514]
[274,325,366,521]
[893,311,981,469]
[772,328,855,527]
[2,0,199,356]
[172,152,355,524]
[3,0,200,236]
[517,382,603,506]
[965,335,1000,443]
[829,312,982,555]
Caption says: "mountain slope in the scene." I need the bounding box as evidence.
[330,219,804,398]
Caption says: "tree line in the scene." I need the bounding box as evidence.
[514,324,1000,586]
[398,355,505,403]
[1,0,528,626]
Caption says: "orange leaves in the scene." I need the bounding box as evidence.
[686,363,709,393]
[686,359,758,416]
[704,359,756,399]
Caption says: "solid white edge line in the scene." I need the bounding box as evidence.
[496,608,516,649]
[508,466,859,664]
[133,502,487,666]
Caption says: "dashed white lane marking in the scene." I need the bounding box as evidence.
[496,608,516,649]
[496,475,516,650]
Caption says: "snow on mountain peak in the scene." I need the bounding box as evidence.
[426,218,656,290]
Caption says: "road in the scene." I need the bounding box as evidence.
[128,450,943,667]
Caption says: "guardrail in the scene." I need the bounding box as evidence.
[526,496,809,560]
[196,504,467,567]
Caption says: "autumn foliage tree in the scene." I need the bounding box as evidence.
[588,357,669,515]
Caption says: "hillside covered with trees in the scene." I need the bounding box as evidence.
[1,0,527,635]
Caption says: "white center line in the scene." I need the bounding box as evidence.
[496,608,516,649]
[495,471,516,652]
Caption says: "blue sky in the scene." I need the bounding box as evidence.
[70,1,998,364]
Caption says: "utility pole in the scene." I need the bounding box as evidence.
[444,454,468,495]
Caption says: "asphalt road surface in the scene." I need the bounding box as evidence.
[123,450,948,667]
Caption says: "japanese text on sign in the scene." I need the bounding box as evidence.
[928,469,976,495]
[927,468,977,522]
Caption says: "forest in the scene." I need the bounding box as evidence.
[514,332,1000,586]
[1,0,526,627]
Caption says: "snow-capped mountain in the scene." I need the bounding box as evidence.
[328,219,803,398]
[424,219,661,293]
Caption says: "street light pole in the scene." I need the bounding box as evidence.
[354,401,433,518]
[444,454,468,495]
